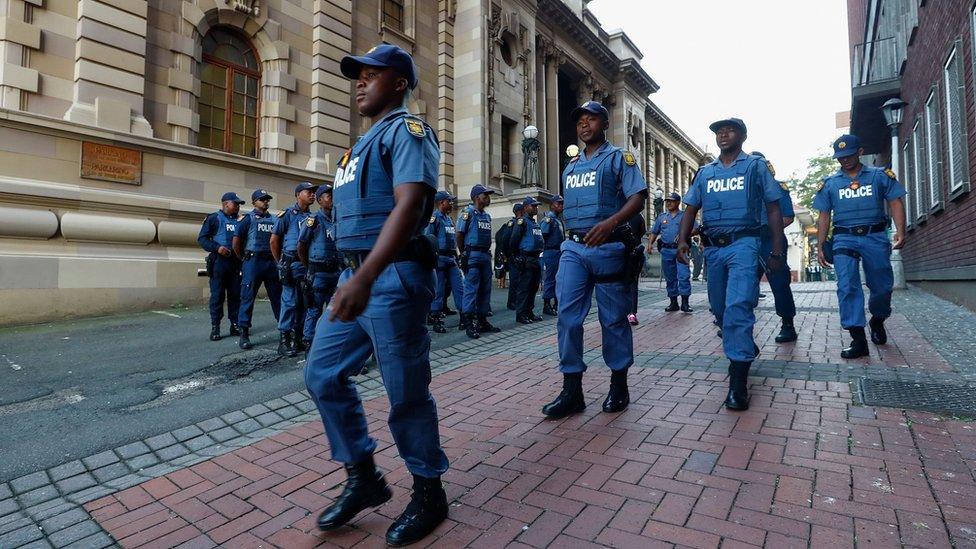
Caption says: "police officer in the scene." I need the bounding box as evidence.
[540,195,565,316]
[233,189,282,349]
[298,185,341,348]
[424,190,464,334]
[456,183,498,339]
[270,181,318,357]
[542,101,647,419]
[198,192,244,341]
[676,118,785,411]
[510,196,545,323]
[752,151,799,343]
[304,44,448,546]
[814,134,906,358]
[649,192,696,313]
[498,202,523,311]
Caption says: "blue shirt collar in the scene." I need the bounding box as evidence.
[713,151,749,168]
[579,141,612,162]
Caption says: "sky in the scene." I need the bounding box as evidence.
[587,0,852,181]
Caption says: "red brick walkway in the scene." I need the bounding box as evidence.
[85,314,976,548]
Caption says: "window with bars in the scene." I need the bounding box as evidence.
[383,0,405,33]
[924,88,944,209]
[198,27,260,157]
[944,41,969,193]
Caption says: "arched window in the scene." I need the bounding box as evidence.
[198,27,260,157]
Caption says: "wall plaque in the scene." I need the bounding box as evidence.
[80,142,143,185]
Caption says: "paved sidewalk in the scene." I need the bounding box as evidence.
[6,280,976,548]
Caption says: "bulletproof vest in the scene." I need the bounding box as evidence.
[430,211,456,253]
[308,210,339,262]
[542,212,564,248]
[698,155,763,230]
[245,210,275,253]
[831,167,888,227]
[495,218,515,256]
[213,210,238,248]
[519,218,545,253]
[562,145,625,231]
[464,208,493,248]
[281,203,311,252]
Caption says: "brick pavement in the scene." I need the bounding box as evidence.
[6,280,976,548]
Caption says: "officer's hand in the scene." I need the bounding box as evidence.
[817,244,831,268]
[584,219,617,247]
[217,246,231,258]
[328,273,372,322]
[892,231,906,250]
[676,243,691,265]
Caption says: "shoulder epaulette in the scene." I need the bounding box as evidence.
[276,210,286,218]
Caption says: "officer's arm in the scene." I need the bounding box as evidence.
[232,216,248,259]
[455,221,466,252]
[677,205,699,247]
[197,215,219,253]
[765,201,785,255]
[816,210,832,267]
[232,235,244,259]
[509,218,525,252]
[889,198,906,249]
[354,183,432,284]
[270,214,285,262]
[296,225,310,266]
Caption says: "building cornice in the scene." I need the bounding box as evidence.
[619,58,659,96]
[536,0,618,77]
[644,100,705,161]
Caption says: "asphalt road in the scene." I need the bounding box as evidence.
[0,289,518,481]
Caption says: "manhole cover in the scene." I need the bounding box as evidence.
[856,378,976,417]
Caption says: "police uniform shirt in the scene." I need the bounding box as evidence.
[562,141,647,231]
[683,152,783,234]
[812,166,905,228]
[651,210,696,244]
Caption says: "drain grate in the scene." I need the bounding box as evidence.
[855,378,976,417]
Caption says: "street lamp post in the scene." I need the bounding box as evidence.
[881,98,907,290]
[653,188,664,217]
[521,125,541,188]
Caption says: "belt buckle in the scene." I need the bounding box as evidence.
[571,233,583,243]
[854,226,867,235]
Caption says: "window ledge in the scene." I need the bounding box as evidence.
[929,201,945,215]
[380,23,415,50]
[949,183,971,202]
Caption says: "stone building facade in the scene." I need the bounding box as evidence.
[0,0,703,325]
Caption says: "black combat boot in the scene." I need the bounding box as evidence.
[209,325,221,341]
[724,360,751,411]
[516,314,533,324]
[238,327,252,350]
[775,318,798,343]
[278,331,296,357]
[291,330,306,354]
[665,297,679,312]
[869,316,888,345]
[317,456,392,531]
[841,327,870,359]
[530,312,543,321]
[478,315,501,333]
[680,295,693,313]
[458,313,469,331]
[464,314,480,339]
[432,314,447,334]
[229,324,241,336]
[543,299,557,316]
[385,475,448,546]
[602,368,630,413]
[542,373,585,419]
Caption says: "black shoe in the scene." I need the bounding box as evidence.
[542,373,585,419]
[238,327,252,349]
[841,337,870,359]
[602,369,630,413]
[680,296,693,313]
[724,361,750,411]
[516,316,533,324]
[464,314,480,339]
[229,324,241,336]
[317,458,392,531]
[209,325,221,341]
[443,308,457,316]
[869,317,888,345]
[531,313,543,321]
[385,475,448,547]
[478,316,501,333]
[432,318,447,334]
[775,322,798,343]
[543,299,557,316]
[665,297,679,312]
[291,332,306,354]
[278,331,296,357]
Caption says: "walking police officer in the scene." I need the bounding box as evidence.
[270,181,318,357]
[649,192,696,313]
[297,185,341,348]
[510,197,545,323]
[456,183,498,339]
[814,134,906,358]
[676,118,785,411]
[198,192,244,341]
[233,189,281,349]
[540,195,565,316]
[751,151,799,343]
[424,190,464,334]
[304,44,449,546]
[542,101,647,419]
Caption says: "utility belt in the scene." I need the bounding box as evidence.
[832,222,887,236]
[568,231,625,245]
[700,227,761,248]
[307,259,342,274]
[465,245,490,253]
[515,251,542,263]
[659,243,679,250]
[343,234,437,271]
[243,250,274,260]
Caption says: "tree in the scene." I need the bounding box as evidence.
[787,150,835,211]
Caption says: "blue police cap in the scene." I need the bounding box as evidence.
[665,192,681,201]
[315,185,333,199]
[551,195,564,203]
[469,184,498,199]
[221,191,245,204]
[832,134,861,159]
[570,100,609,122]
[434,190,454,202]
[251,189,272,201]
[709,117,747,134]
[295,181,319,194]
[513,203,523,213]
[340,44,419,90]
[522,196,540,206]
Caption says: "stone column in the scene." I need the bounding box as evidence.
[0,0,41,110]
[307,0,352,174]
[436,0,456,192]
[544,50,561,194]
[64,0,152,136]
[535,46,547,187]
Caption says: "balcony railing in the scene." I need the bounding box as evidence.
[852,36,902,87]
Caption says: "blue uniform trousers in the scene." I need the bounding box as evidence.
[832,232,893,329]
[759,235,796,319]
[432,257,464,313]
[660,247,691,297]
[238,256,281,328]
[506,261,521,309]
[542,249,560,300]
[462,251,492,315]
[515,256,541,317]
[209,255,241,326]
[278,260,306,333]
[556,240,633,374]
[304,261,449,478]
[302,270,341,342]
[705,237,760,362]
